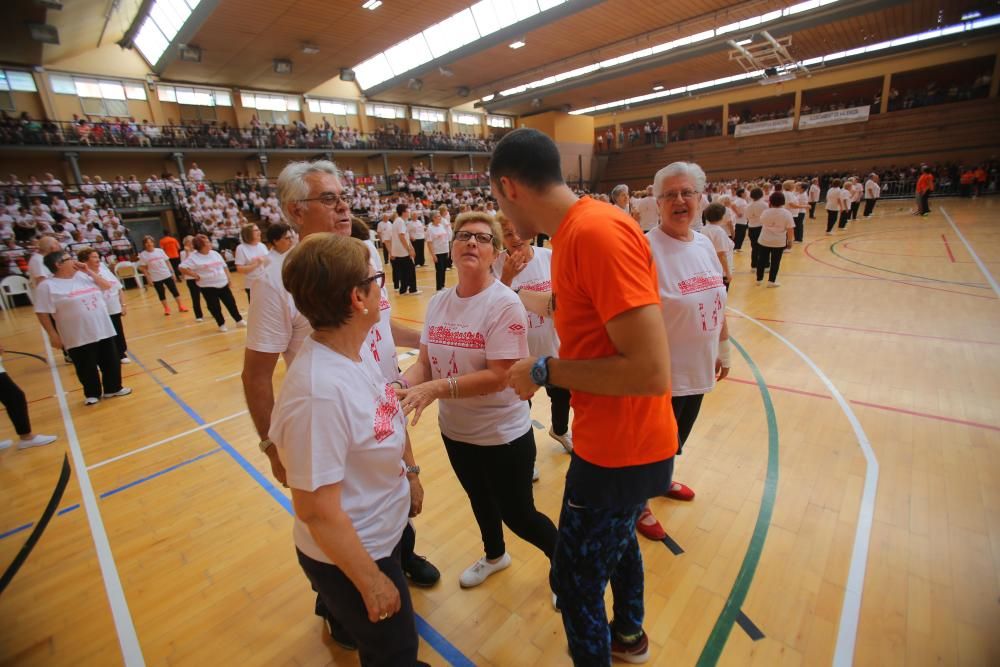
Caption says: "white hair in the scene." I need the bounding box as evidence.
[611,184,630,200]
[653,161,706,197]
[277,159,340,221]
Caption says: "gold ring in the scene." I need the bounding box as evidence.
[379,612,388,620]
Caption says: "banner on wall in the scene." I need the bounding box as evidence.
[733,117,794,137]
[798,105,871,129]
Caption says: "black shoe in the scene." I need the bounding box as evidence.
[325,615,358,651]
[403,554,440,587]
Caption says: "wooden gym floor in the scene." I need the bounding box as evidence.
[0,197,998,666]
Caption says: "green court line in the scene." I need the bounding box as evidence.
[696,336,780,667]
[829,235,987,289]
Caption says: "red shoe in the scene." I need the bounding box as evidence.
[163,307,171,316]
[636,506,666,541]
[664,481,695,501]
[178,305,189,312]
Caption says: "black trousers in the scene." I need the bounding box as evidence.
[0,372,31,435]
[863,198,878,217]
[168,256,182,280]
[391,256,417,294]
[546,385,571,436]
[381,243,389,264]
[297,540,419,667]
[919,192,931,214]
[748,227,768,269]
[826,210,839,232]
[734,224,748,250]
[185,280,203,319]
[69,336,122,399]
[794,213,805,242]
[201,284,242,326]
[838,210,851,229]
[850,201,861,220]
[809,201,817,219]
[434,252,448,290]
[152,277,180,301]
[443,428,557,561]
[110,313,127,356]
[671,393,705,455]
[756,246,786,283]
[412,239,425,267]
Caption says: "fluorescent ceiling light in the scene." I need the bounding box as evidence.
[736,38,752,46]
[653,85,664,90]
[481,93,495,101]
[362,0,382,9]
[962,11,980,20]
[509,40,526,49]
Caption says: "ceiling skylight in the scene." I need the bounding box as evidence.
[134,0,202,66]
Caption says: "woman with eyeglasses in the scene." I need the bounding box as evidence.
[78,246,130,364]
[269,234,427,666]
[235,222,270,304]
[397,212,557,589]
[636,161,730,541]
[180,234,245,332]
[34,249,132,406]
[265,221,295,258]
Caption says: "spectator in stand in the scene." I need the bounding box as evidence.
[863,174,881,217]
[180,234,245,331]
[0,344,58,450]
[79,247,129,364]
[235,223,270,304]
[35,248,132,406]
[916,166,934,216]
[756,192,795,287]
[187,162,205,182]
[138,235,188,316]
[159,230,182,279]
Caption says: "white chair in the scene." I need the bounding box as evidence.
[1,275,32,309]
[115,261,144,289]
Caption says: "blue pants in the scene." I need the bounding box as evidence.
[551,496,646,665]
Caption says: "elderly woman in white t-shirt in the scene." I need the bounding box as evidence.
[180,234,245,332]
[78,246,129,364]
[756,191,795,287]
[398,211,557,589]
[234,222,270,304]
[34,249,132,405]
[138,235,187,316]
[636,161,731,542]
[269,233,422,665]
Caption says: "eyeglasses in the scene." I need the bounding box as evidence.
[454,230,494,244]
[358,271,385,289]
[297,192,347,208]
[657,190,700,201]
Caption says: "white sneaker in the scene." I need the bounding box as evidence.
[84,397,100,406]
[459,553,512,588]
[755,280,763,286]
[766,281,781,288]
[218,325,228,332]
[18,434,57,449]
[0,439,12,451]
[195,317,204,322]
[549,429,573,453]
[103,387,133,398]
[533,466,540,482]
[120,357,131,364]
[236,320,247,328]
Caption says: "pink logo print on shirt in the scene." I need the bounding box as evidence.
[427,325,485,349]
[507,323,525,335]
[373,384,399,442]
[677,272,725,295]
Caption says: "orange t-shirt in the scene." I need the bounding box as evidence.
[159,235,180,259]
[974,168,986,184]
[551,196,678,468]
[916,173,934,195]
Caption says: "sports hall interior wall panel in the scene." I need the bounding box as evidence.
[7,91,45,120]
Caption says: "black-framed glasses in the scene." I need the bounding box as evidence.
[358,271,385,289]
[454,230,494,244]
[297,192,347,208]
[657,189,700,201]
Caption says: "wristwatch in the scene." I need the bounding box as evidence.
[405,464,421,476]
[530,356,551,387]
[258,438,274,453]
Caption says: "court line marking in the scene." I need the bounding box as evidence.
[165,328,243,348]
[127,321,203,342]
[940,234,956,263]
[126,350,475,667]
[39,328,146,666]
[829,236,987,289]
[88,410,248,470]
[727,308,878,667]
[941,207,1000,298]
[697,335,778,666]
[215,371,242,382]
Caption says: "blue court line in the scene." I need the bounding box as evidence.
[127,351,475,667]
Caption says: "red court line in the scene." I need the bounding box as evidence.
[841,241,942,259]
[725,376,1000,433]
[941,234,956,263]
[728,312,1000,347]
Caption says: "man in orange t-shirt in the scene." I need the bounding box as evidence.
[495,128,677,664]
[915,166,934,216]
[158,230,182,279]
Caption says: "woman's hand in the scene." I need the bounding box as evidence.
[501,247,529,286]
[408,475,424,517]
[715,358,730,381]
[395,380,445,426]
[361,571,402,624]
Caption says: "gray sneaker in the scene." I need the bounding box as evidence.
[549,429,573,453]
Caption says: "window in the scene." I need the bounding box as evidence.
[241,91,301,112]
[306,98,358,116]
[452,112,481,126]
[411,106,446,122]
[157,84,230,106]
[71,77,130,116]
[134,0,203,65]
[487,114,513,128]
[0,70,37,92]
[254,110,289,125]
[49,73,146,101]
[179,104,216,122]
[365,102,406,119]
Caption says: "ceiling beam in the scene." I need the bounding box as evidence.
[481,0,912,112]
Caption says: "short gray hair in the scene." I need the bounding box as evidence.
[611,184,630,200]
[277,160,340,221]
[653,161,706,197]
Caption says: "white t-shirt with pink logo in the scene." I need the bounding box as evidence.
[421,279,530,445]
[269,336,410,565]
[363,240,399,382]
[139,248,174,282]
[34,273,116,350]
[426,223,451,255]
[179,250,229,288]
[491,246,559,358]
[646,228,727,396]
